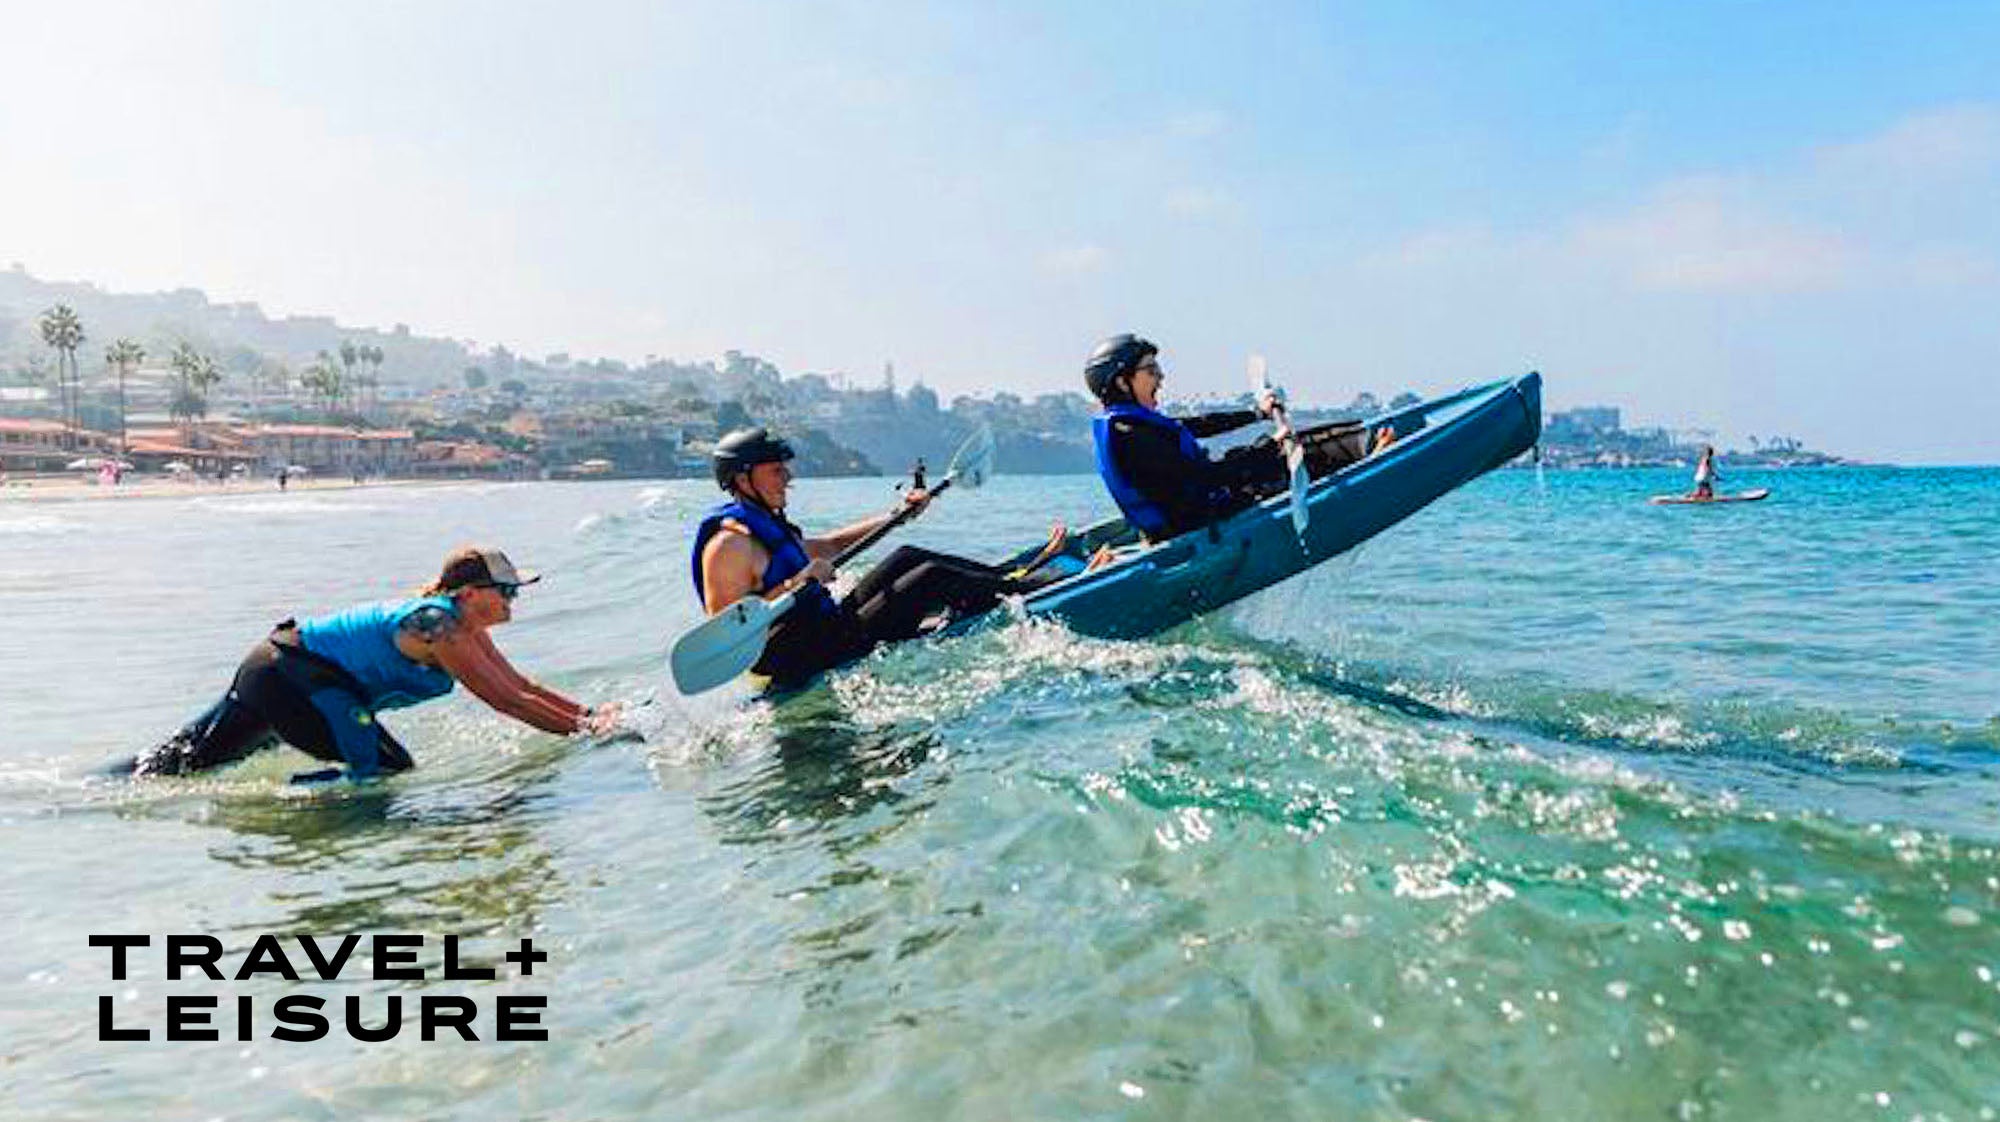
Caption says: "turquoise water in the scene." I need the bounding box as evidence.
[3,468,1997,1119]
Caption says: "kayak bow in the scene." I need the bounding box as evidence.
[1002,371,1543,639]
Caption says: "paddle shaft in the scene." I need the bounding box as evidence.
[829,476,955,569]
[733,480,956,625]
[670,426,993,694]
[1250,357,1311,537]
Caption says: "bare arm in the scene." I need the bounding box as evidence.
[804,512,895,558]
[464,626,587,717]
[802,490,930,557]
[429,625,585,734]
[702,527,832,611]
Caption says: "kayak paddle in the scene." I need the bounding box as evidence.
[1249,354,1310,539]
[668,424,996,695]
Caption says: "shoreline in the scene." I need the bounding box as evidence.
[0,474,519,504]
[0,461,1959,506]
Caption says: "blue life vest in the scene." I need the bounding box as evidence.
[295,597,459,710]
[1092,403,1220,538]
[690,500,839,619]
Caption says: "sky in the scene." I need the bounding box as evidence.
[1,0,1995,462]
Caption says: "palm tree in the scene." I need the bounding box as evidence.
[301,357,341,416]
[297,364,320,412]
[363,344,385,413]
[314,350,346,416]
[191,353,221,403]
[104,339,145,456]
[168,343,223,438]
[339,340,359,413]
[168,384,208,427]
[37,304,85,449]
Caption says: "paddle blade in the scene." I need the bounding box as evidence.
[950,423,996,489]
[669,591,793,695]
[1249,353,1309,539]
[1287,446,1310,536]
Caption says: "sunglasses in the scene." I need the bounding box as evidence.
[482,582,521,601]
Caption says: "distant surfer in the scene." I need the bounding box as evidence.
[118,547,616,781]
[693,428,1054,690]
[1083,334,1367,541]
[1692,445,1718,500]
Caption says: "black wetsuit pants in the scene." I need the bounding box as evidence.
[753,545,1036,688]
[126,630,414,778]
[1174,422,1375,538]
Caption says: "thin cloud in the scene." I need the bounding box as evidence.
[796,62,913,110]
[1167,110,1229,139]
[1580,112,1648,173]
[1162,186,1232,220]
[1372,105,2000,297]
[1041,244,1110,274]
[1567,179,1860,293]
[1814,103,2000,180]
[1362,225,1504,272]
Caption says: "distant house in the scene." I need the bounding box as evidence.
[351,429,418,474]
[0,418,115,471]
[412,440,524,477]
[239,424,416,473]
[1547,406,1622,437]
[124,427,261,473]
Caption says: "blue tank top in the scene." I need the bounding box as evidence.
[690,500,839,618]
[1092,403,1218,538]
[296,596,459,710]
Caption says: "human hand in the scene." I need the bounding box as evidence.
[580,703,624,737]
[901,487,933,515]
[799,558,838,587]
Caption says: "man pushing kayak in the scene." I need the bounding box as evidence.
[692,427,1054,690]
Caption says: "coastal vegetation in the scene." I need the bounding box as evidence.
[34,303,84,449]
[0,267,1846,479]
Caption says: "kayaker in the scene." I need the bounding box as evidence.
[1692,445,1718,499]
[693,427,1050,689]
[1085,334,1312,541]
[122,547,616,780]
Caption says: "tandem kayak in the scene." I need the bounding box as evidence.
[996,370,1543,640]
[1649,488,1769,506]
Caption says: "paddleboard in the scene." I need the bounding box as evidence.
[1649,488,1769,506]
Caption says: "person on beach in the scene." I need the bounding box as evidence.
[1084,334,1368,542]
[123,547,616,781]
[693,427,1055,690]
[1692,445,1718,499]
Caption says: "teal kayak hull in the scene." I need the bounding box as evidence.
[1009,371,1542,639]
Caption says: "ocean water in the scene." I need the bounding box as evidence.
[2,467,1997,1120]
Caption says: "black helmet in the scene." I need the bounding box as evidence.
[712,427,795,490]
[1084,333,1157,404]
